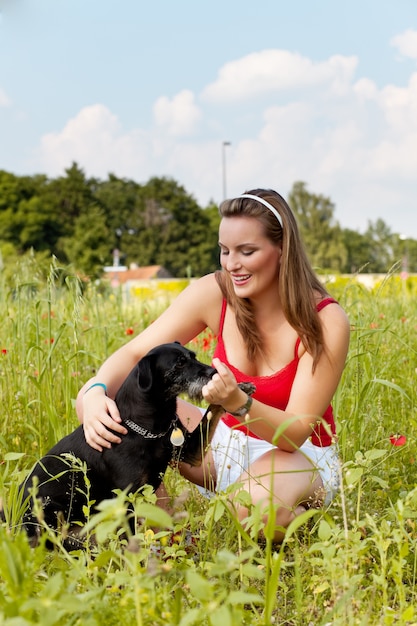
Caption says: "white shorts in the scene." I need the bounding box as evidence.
[197,419,340,505]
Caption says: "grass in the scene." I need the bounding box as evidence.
[1,256,417,625]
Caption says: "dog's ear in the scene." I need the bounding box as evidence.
[138,355,154,391]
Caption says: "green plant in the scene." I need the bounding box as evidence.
[1,259,417,624]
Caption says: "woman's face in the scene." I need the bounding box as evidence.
[218,216,282,299]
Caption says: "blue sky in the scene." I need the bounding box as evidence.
[1,0,417,235]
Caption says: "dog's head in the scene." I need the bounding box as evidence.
[137,342,216,401]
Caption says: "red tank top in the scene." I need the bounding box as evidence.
[213,298,337,447]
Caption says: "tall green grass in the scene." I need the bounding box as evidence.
[1,257,417,625]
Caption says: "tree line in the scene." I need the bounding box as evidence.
[0,163,415,279]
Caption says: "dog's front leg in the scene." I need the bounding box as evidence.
[179,404,224,466]
[180,382,256,466]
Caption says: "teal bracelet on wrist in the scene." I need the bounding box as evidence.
[84,382,107,395]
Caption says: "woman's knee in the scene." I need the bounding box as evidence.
[232,492,307,543]
[232,449,324,538]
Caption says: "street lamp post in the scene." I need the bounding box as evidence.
[222,141,231,200]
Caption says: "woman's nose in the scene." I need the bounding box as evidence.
[225,252,241,271]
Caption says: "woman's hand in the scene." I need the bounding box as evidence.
[202,358,248,413]
[82,388,127,452]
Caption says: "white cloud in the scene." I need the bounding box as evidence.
[0,87,11,107]
[379,73,417,131]
[391,29,417,60]
[33,46,417,234]
[202,49,358,102]
[198,50,417,231]
[37,104,152,179]
[153,89,201,136]
[353,78,378,100]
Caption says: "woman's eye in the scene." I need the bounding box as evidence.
[242,250,254,256]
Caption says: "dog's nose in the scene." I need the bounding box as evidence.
[209,367,217,378]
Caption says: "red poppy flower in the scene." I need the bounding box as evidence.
[390,434,407,446]
[42,311,56,319]
[202,337,211,351]
[125,327,134,335]
[1,349,7,355]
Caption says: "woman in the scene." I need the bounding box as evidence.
[76,189,350,541]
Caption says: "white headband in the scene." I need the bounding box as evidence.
[237,194,283,228]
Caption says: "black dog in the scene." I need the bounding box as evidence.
[20,342,228,547]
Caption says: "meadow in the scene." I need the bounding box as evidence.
[1,256,417,625]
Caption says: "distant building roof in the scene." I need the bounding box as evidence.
[104,265,172,284]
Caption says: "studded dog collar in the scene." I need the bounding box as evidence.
[123,417,176,439]
[123,416,185,446]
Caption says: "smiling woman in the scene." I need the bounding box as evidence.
[76,188,350,542]
[218,215,282,314]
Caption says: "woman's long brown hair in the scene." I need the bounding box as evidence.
[215,189,330,372]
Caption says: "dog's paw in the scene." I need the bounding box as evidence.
[237,382,256,396]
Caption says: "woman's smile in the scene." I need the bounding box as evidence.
[231,273,251,286]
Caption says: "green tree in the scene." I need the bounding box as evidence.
[391,234,417,274]
[203,201,222,271]
[17,196,62,251]
[288,181,347,272]
[364,219,395,273]
[94,173,143,266]
[340,229,373,274]
[47,162,97,232]
[0,171,51,250]
[131,177,216,276]
[5,166,417,280]
[60,205,111,278]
